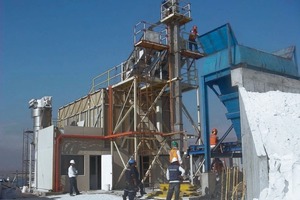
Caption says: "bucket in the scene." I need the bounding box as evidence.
[104,184,110,191]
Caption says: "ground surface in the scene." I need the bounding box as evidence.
[2,189,152,200]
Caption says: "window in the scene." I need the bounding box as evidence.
[61,155,84,175]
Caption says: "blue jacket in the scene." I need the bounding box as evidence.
[125,165,139,190]
[166,163,185,183]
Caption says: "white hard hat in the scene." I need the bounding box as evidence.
[171,157,178,163]
[70,160,75,164]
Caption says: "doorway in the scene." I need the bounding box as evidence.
[90,155,101,190]
[140,156,150,187]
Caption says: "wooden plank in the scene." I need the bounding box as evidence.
[135,40,168,51]
[180,49,205,60]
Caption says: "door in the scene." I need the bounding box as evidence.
[90,155,101,190]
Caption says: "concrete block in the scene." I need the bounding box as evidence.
[200,172,216,196]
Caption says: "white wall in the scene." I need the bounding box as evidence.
[232,66,300,199]
[37,125,54,191]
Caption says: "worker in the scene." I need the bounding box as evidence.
[188,25,199,52]
[211,158,224,182]
[68,160,81,196]
[123,158,146,200]
[169,141,183,165]
[210,128,218,149]
[211,158,224,174]
[131,159,147,197]
[166,157,185,200]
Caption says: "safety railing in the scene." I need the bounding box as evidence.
[181,65,199,87]
[181,31,204,53]
[160,0,191,20]
[89,60,198,93]
[134,21,168,45]
[89,62,126,93]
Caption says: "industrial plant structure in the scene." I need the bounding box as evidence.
[21,0,299,199]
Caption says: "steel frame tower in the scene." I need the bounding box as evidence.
[22,130,34,187]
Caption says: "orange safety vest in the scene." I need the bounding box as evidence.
[169,148,179,163]
[210,134,218,145]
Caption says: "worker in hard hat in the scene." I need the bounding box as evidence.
[166,157,185,200]
[211,158,224,182]
[188,25,199,52]
[210,128,218,149]
[129,158,147,197]
[169,141,183,165]
[123,158,146,200]
[68,160,81,196]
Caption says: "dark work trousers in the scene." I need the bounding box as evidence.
[166,182,180,200]
[139,182,146,195]
[69,177,79,195]
[189,40,198,51]
[123,189,136,200]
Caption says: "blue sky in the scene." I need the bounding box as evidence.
[0,0,299,171]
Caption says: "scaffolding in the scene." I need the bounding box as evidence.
[56,0,205,189]
[22,130,34,188]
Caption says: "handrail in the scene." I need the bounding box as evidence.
[89,56,198,93]
[134,21,167,45]
[181,31,204,53]
[181,66,198,86]
[89,62,126,93]
[160,0,191,20]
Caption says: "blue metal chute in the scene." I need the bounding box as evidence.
[198,23,238,55]
[199,24,298,78]
[199,24,298,144]
[198,23,240,171]
[196,22,298,172]
[208,76,241,142]
[272,46,296,60]
[236,45,298,77]
[200,45,298,78]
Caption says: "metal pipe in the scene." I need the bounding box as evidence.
[29,96,52,190]
[168,24,174,134]
[29,142,33,191]
[189,154,193,185]
[134,77,137,160]
[108,86,113,135]
[200,77,210,171]
[156,99,162,132]
[227,24,232,66]
[196,88,201,145]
